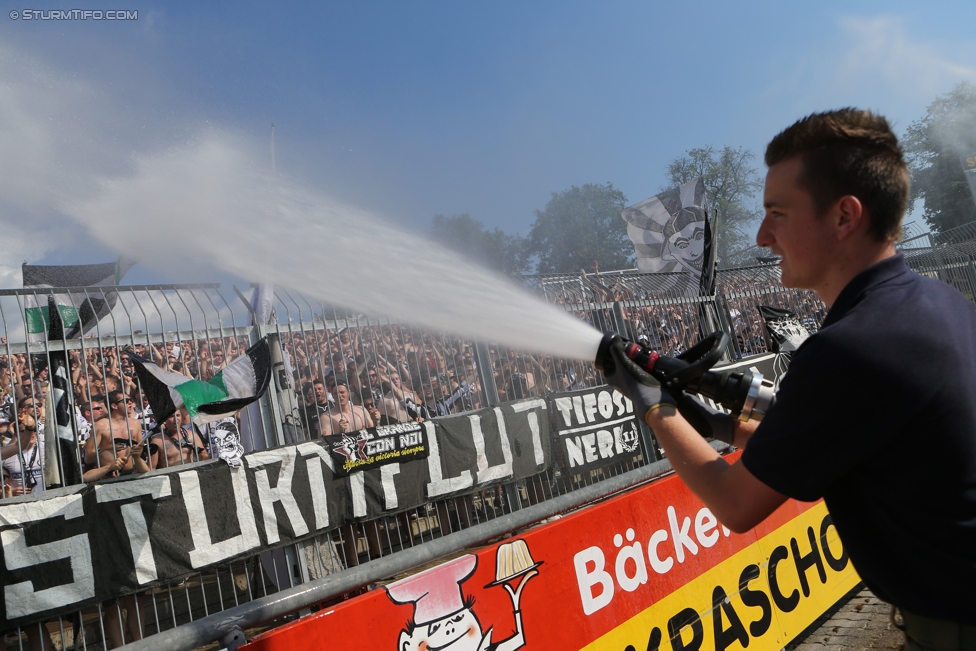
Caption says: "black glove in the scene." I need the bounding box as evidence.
[676,393,736,445]
[603,341,676,424]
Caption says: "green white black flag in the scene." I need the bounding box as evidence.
[22,257,135,341]
[128,338,272,425]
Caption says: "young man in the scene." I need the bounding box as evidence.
[1,398,46,495]
[301,378,335,437]
[82,393,150,478]
[380,370,426,424]
[84,391,147,473]
[320,382,373,436]
[149,409,210,469]
[606,109,976,649]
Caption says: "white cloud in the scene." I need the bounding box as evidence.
[834,15,976,101]
[752,13,976,152]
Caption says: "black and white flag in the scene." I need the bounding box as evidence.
[22,257,135,342]
[549,386,641,471]
[41,296,82,488]
[757,305,811,353]
[621,177,711,294]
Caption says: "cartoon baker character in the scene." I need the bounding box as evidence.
[387,541,539,651]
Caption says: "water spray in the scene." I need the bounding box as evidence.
[594,331,776,421]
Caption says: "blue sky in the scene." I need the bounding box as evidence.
[1,1,974,287]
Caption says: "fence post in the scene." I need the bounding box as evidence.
[474,341,499,406]
[267,332,304,446]
[610,301,632,340]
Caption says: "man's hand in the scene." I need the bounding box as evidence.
[111,451,129,472]
[676,394,736,445]
[603,342,676,423]
[129,441,150,473]
[366,405,380,425]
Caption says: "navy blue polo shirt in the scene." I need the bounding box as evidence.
[742,253,976,623]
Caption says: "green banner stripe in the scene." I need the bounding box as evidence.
[173,380,228,419]
[208,370,227,394]
[24,305,81,334]
[25,307,46,334]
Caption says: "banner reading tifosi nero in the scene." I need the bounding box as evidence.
[549,387,641,471]
[238,451,860,651]
[0,397,549,626]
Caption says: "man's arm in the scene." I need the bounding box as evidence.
[646,406,786,533]
[148,436,166,470]
[0,426,34,460]
[358,406,374,429]
[82,433,99,466]
[130,441,151,473]
[84,454,126,481]
[733,419,760,449]
[193,433,211,461]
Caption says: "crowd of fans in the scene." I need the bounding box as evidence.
[547,266,825,360]
[0,266,823,507]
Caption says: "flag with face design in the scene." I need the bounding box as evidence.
[621,177,713,293]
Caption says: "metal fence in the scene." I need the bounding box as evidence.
[2,223,975,649]
[898,220,976,302]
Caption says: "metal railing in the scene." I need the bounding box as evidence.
[899,220,976,302]
[2,227,975,649]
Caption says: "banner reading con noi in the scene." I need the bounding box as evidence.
[323,422,428,477]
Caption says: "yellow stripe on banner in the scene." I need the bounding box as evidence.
[581,502,860,651]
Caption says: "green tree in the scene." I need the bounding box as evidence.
[526,183,632,274]
[429,213,529,274]
[666,145,763,268]
[903,81,976,232]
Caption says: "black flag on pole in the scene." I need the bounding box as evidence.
[698,204,718,296]
[42,296,83,488]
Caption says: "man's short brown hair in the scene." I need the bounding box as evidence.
[765,108,909,242]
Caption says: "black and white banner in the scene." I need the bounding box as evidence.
[549,387,641,471]
[424,398,550,501]
[0,398,549,626]
[757,305,811,353]
[324,422,428,477]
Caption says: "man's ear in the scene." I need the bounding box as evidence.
[399,631,414,651]
[834,195,864,241]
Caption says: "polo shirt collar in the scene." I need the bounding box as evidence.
[822,253,910,327]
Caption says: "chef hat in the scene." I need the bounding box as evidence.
[386,555,477,626]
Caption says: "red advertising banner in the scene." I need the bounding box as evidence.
[243,452,859,651]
